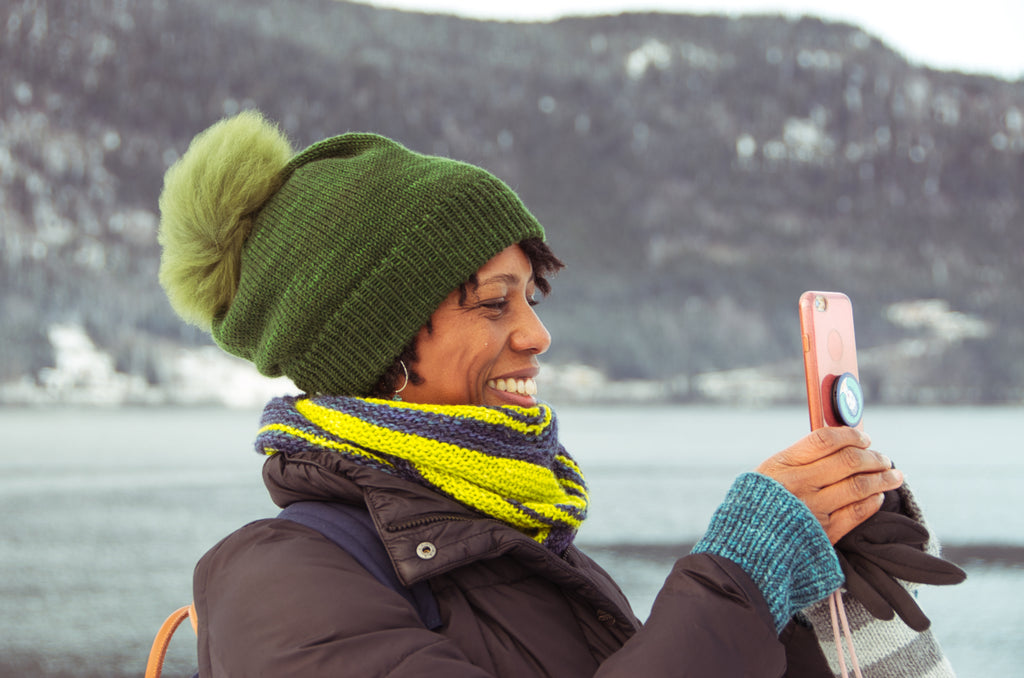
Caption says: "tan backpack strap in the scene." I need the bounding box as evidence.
[145,604,197,678]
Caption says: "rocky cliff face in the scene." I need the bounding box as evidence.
[2,0,1021,404]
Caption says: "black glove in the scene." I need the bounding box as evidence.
[835,490,966,632]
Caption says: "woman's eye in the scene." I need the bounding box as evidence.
[479,299,509,312]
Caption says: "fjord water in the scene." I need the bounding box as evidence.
[0,405,1019,677]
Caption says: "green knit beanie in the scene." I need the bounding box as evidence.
[158,111,545,396]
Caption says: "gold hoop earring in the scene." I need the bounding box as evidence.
[392,361,409,401]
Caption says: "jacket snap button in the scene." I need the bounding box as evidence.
[416,542,437,560]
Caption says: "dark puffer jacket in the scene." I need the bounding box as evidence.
[193,448,832,677]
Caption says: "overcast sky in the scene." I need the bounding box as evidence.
[351,0,1023,80]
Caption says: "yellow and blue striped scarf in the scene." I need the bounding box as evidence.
[257,396,589,553]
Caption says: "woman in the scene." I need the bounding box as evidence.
[158,111,960,676]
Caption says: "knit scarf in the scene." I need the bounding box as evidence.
[256,395,589,553]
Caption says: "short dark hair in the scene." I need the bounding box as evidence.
[368,237,564,398]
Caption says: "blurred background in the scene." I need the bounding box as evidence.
[2,0,1022,407]
[1,1,1021,676]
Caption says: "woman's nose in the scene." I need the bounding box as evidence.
[512,304,551,355]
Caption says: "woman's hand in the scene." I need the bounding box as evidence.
[756,427,904,544]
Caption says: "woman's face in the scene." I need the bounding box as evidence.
[400,244,552,407]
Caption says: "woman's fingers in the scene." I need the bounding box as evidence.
[822,494,885,543]
[757,427,884,490]
[811,466,904,543]
[815,464,903,515]
[768,426,872,468]
[756,427,904,543]
[774,445,893,498]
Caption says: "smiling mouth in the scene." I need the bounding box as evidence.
[487,377,538,396]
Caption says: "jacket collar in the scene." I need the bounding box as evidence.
[264,448,638,632]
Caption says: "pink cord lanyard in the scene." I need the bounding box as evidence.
[828,589,863,678]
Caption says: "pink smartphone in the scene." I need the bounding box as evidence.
[799,291,864,431]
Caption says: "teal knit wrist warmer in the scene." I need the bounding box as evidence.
[692,472,843,632]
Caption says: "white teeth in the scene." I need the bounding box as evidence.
[488,377,538,396]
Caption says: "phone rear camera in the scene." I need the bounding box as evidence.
[814,295,828,312]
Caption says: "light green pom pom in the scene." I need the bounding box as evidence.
[158,110,294,330]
